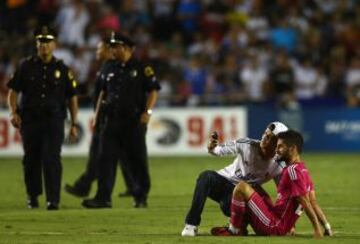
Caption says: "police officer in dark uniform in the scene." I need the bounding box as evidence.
[82,32,160,208]
[64,39,113,197]
[64,39,136,198]
[7,26,78,210]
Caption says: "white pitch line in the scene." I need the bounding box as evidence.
[4,231,65,235]
[295,231,360,236]
[324,207,360,211]
[3,231,111,236]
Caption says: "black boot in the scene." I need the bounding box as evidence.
[82,198,112,209]
[64,183,90,198]
[27,196,39,209]
[47,202,59,210]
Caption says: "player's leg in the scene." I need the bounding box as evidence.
[252,184,274,207]
[212,180,254,235]
[182,171,234,236]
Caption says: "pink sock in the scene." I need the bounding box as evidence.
[230,197,245,229]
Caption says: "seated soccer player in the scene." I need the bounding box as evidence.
[211,130,333,238]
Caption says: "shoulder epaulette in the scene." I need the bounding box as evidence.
[20,56,34,65]
[54,57,64,64]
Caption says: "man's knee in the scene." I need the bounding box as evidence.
[197,170,216,183]
[195,170,219,190]
[233,180,250,197]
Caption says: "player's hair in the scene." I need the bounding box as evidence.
[277,130,304,153]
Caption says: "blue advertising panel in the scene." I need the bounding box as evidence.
[248,106,360,152]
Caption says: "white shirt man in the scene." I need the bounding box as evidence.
[181,122,288,237]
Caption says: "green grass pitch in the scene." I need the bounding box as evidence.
[0,153,359,243]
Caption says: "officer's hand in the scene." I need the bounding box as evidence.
[207,132,218,154]
[140,112,151,125]
[69,125,78,143]
[10,112,21,129]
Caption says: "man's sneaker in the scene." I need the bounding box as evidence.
[211,226,240,236]
[181,224,198,237]
[64,184,89,198]
[27,197,39,209]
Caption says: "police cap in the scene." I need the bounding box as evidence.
[108,32,135,47]
[34,25,57,42]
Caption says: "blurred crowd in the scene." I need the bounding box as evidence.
[0,0,359,108]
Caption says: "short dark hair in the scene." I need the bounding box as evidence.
[277,130,304,153]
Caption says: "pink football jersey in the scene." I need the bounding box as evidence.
[273,162,314,234]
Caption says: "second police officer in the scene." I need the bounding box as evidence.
[64,38,135,198]
[82,32,160,208]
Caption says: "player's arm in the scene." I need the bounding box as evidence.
[296,194,323,238]
[272,174,281,186]
[208,132,219,155]
[8,89,22,129]
[309,190,333,236]
[208,132,243,156]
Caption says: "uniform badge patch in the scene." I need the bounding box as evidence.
[72,80,77,88]
[131,69,138,77]
[55,70,61,79]
[144,66,154,77]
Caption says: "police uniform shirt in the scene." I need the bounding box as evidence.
[214,138,283,185]
[7,56,77,114]
[93,61,110,109]
[101,58,160,116]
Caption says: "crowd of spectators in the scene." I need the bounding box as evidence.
[0,0,359,109]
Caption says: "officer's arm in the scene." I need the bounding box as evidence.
[8,89,18,115]
[7,89,22,128]
[140,90,158,125]
[68,96,78,126]
[94,91,104,126]
[145,90,158,113]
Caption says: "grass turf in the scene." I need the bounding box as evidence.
[0,153,359,243]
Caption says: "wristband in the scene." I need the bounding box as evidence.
[324,223,331,230]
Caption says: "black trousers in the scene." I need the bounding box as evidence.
[72,127,101,192]
[185,170,235,226]
[95,115,149,203]
[20,116,64,204]
[73,116,135,193]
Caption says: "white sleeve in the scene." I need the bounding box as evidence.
[269,161,284,179]
[212,140,242,156]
